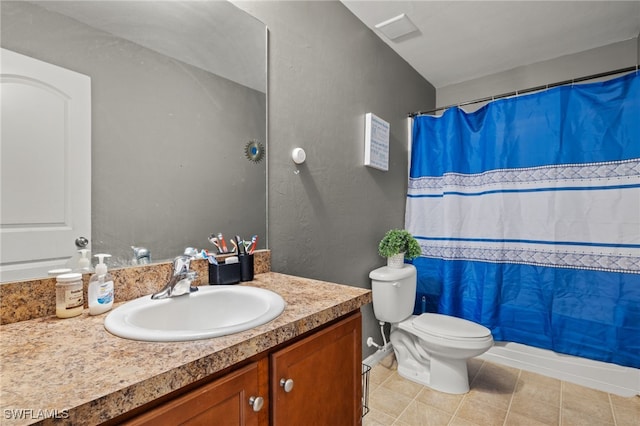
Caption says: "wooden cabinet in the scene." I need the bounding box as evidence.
[124,312,362,426]
[125,359,269,426]
[271,312,362,426]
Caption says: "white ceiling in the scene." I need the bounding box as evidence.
[32,1,266,92]
[341,1,640,89]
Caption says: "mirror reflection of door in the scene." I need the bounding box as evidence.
[1,48,91,281]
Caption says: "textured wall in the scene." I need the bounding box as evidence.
[438,38,639,108]
[238,1,435,357]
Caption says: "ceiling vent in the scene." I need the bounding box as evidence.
[374,13,418,40]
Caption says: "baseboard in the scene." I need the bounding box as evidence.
[363,345,394,368]
[478,341,639,397]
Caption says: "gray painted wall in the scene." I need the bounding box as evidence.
[438,37,639,108]
[240,1,436,357]
[1,1,266,265]
[242,1,638,359]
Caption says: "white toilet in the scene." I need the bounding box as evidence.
[370,264,493,394]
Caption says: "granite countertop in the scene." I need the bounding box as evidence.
[0,272,372,425]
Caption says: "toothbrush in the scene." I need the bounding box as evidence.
[230,239,238,254]
[235,235,245,255]
[247,235,258,254]
[209,237,221,253]
[217,233,228,253]
[208,233,220,251]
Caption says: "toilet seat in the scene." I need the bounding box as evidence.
[411,313,491,341]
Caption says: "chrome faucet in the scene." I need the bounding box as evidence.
[151,254,198,299]
[131,246,151,265]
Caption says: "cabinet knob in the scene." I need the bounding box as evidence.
[248,396,264,412]
[279,378,294,393]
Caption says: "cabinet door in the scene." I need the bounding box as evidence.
[271,312,362,426]
[126,359,268,426]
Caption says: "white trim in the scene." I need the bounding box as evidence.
[363,345,394,368]
[406,116,413,176]
[478,341,639,397]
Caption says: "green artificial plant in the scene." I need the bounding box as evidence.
[378,229,422,260]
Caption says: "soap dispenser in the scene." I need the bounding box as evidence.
[77,249,93,273]
[65,237,93,273]
[88,254,114,315]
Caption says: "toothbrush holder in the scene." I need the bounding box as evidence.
[239,254,254,282]
[208,262,241,285]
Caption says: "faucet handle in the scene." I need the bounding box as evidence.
[183,247,199,257]
[172,254,192,274]
[131,246,151,265]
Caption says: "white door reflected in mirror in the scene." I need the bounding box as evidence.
[0,48,91,282]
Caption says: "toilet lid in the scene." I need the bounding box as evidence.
[412,313,491,339]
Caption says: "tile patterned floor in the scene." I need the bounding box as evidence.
[363,355,640,426]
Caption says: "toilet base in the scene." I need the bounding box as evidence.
[429,356,470,394]
[391,322,488,394]
[394,349,471,394]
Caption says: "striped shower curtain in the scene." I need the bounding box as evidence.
[405,72,640,368]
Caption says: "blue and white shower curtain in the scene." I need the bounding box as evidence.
[406,72,640,368]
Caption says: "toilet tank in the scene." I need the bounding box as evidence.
[369,264,417,323]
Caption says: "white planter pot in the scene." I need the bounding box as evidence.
[387,253,405,268]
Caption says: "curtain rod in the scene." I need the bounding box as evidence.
[408,65,639,118]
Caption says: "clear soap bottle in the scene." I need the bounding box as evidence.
[88,254,114,315]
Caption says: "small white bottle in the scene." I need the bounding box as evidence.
[88,254,114,315]
[77,249,93,273]
[66,248,93,273]
[56,273,84,318]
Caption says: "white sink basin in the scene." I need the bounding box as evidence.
[104,285,286,342]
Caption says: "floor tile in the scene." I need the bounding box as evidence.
[512,371,561,407]
[447,416,481,426]
[562,382,615,424]
[509,393,560,425]
[561,405,615,426]
[370,362,395,389]
[462,362,518,412]
[396,400,453,426]
[562,381,612,403]
[454,396,508,426]
[363,407,396,426]
[472,361,520,392]
[519,369,561,389]
[362,356,634,426]
[369,385,414,419]
[381,372,424,400]
[415,387,464,414]
[504,410,556,426]
[609,394,640,426]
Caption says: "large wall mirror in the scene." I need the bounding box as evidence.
[1,1,267,282]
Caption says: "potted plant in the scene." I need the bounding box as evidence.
[378,229,422,268]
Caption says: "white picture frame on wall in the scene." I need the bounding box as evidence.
[364,112,390,171]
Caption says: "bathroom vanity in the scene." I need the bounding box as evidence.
[0,271,371,425]
[124,313,361,425]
